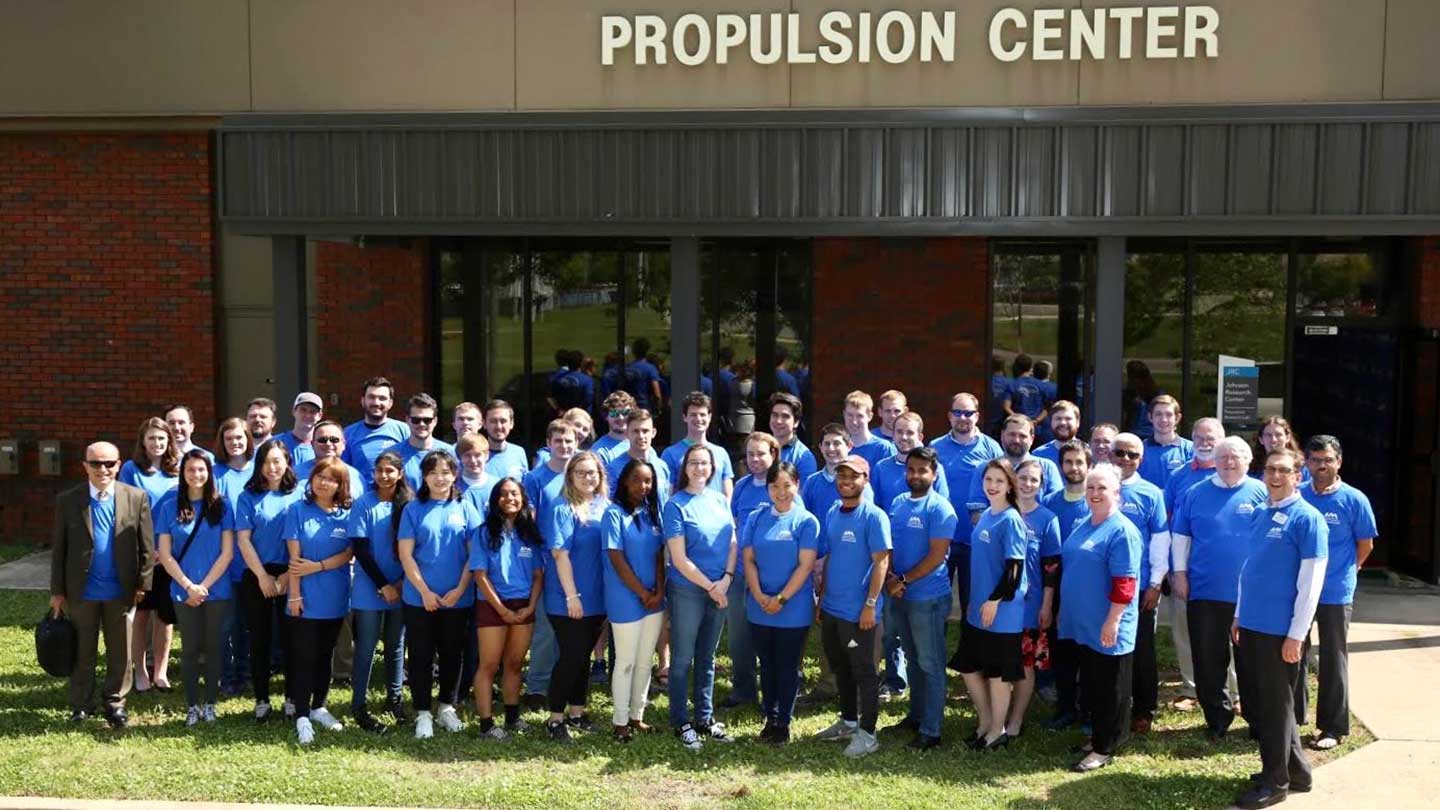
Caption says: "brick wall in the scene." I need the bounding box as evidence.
[810,238,990,435]
[1416,236,1440,329]
[313,239,433,424]
[0,132,215,546]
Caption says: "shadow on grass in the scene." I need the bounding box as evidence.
[1004,769,1245,810]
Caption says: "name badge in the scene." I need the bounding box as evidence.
[1272,512,1288,526]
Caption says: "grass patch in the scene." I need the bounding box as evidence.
[0,544,42,565]
[0,590,1368,809]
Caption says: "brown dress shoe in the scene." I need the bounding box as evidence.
[1132,716,1152,734]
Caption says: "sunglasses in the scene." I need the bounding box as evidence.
[85,460,119,470]
[1111,449,1142,460]
[314,436,342,445]
[608,408,632,418]
[409,415,435,425]
[949,409,978,418]
[1265,466,1297,475]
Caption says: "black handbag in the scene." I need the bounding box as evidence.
[35,612,78,677]
[149,515,205,623]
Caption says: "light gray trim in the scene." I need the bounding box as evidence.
[669,237,700,442]
[1092,237,1127,428]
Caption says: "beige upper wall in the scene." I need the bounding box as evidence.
[0,0,1435,115]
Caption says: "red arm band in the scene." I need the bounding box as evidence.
[1108,576,1137,605]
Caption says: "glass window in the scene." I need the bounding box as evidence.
[1295,249,1385,319]
[1188,247,1288,431]
[1121,251,1185,439]
[622,249,673,443]
[531,249,622,440]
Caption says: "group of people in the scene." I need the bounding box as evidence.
[50,376,1374,809]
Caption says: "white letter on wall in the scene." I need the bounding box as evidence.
[876,10,916,64]
[919,11,956,63]
[1146,6,1179,59]
[1185,6,1220,58]
[818,11,854,64]
[635,15,667,65]
[716,14,746,64]
[786,12,817,63]
[750,13,783,64]
[989,8,1027,63]
[601,16,633,66]
[1109,7,1143,59]
[673,13,712,66]
[1032,8,1064,60]
[1069,8,1105,60]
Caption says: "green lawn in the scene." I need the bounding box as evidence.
[0,589,1367,809]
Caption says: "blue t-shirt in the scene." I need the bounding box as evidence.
[1020,505,1062,630]
[967,455,1063,523]
[458,473,498,510]
[1119,477,1168,592]
[969,507,1029,633]
[732,474,773,526]
[274,431,314,471]
[819,502,892,623]
[1059,512,1143,655]
[871,453,950,513]
[346,490,406,611]
[395,439,458,492]
[523,463,567,518]
[155,495,235,603]
[485,442,531,483]
[740,506,820,629]
[1031,439,1066,467]
[589,434,626,466]
[1301,482,1377,606]
[988,374,1011,427]
[342,419,409,487]
[774,367,801,397]
[235,487,304,566]
[1163,462,1213,515]
[542,497,610,617]
[294,458,366,501]
[778,439,819,481]
[83,494,122,601]
[605,448,671,506]
[849,436,898,470]
[1138,437,1195,490]
[1008,376,1047,420]
[1042,490,1092,543]
[1238,497,1329,636]
[661,439,734,495]
[930,432,1004,544]
[214,462,255,581]
[1171,477,1268,603]
[397,498,480,609]
[888,489,959,602]
[662,489,735,594]
[799,468,875,522]
[118,461,177,511]
[469,523,542,602]
[281,500,351,619]
[601,504,666,624]
[628,359,662,410]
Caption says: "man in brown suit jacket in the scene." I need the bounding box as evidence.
[49,441,155,728]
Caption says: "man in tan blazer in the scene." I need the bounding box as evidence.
[49,441,155,728]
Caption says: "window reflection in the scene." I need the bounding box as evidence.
[1296,252,1383,318]
[1189,248,1288,430]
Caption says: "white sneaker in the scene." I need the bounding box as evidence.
[814,718,857,741]
[296,717,315,746]
[185,706,201,727]
[479,725,509,741]
[282,700,297,719]
[415,710,434,739]
[675,723,703,751]
[843,728,880,758]
[436,704,464,733]
[254,701,272,722]
[202,704,218,723]
[309,707,344,732]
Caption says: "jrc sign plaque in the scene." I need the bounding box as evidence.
[600,6,1220,67]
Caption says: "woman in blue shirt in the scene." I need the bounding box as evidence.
[399,451,478,740]
[958,459,1029,751]
[121,416,179,694]
[283,456,355,745]
[1059,465,1143,772]
[603,459,667,741]
[1005,458,1062,739]
[664,443,738,750]
[541,451,610,742]
[740,461,819,745]
[235,440,302,721]
[469,478,544,740]
[723,430,779,711]
[211,417,254,700]
[346,450,413,733]
[156,449,234,727]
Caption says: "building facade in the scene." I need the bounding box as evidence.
[2,0,1439,581]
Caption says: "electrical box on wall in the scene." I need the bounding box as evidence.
[38,440,61,476]
[0,440,17,475]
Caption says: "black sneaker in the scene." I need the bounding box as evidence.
[758,718,778,743]
[546,719,573,743]
[882,715,920,735]
[523,693,548,712]
[386,696,409,724]
[767,724,790,746]
[566,713,595,733]
[353,709,388,735]
[697,720,734,742]
[907,734,942,751]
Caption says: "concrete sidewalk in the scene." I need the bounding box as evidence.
[0,550,50,591]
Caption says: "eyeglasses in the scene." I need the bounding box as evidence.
[409,415,435,425]
[314,436,342,445]
[1264,465,1297,475]
[607,408,631,418]
[85,460,119,469]
[1111,449,1142,460]
[949,409,978,418]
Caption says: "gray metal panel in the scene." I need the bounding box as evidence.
[218,104,1440,235]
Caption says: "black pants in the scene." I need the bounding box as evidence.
[288,616,343,714]
[548,614,606,713]
[1188,598,1238,735]
[240,566,292,705]
[1049,633,1084,720]
[174,599,227,707]
[404,604,469,712]
[752,622,808,727]
[821,612,880,733]
[1296,603,1352,736]
[1132,606,1159,719]
[1238,628,1312,791]
[1079,646,1133,756]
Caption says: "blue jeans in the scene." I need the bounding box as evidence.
[351,607,405,711]
[668,582,725,728]
[725,573,758,701]
[751,622,808,726]
[220,595,251,689]
[888,593,950,738]
[524,607,559,696]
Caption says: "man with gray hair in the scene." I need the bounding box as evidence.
[1161,416,1224,711]
[1109,433,1169,733]
[1170,436,1267,742]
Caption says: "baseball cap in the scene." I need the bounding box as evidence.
[293,392,323,410]
[835,454,870,477]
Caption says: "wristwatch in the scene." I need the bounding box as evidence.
[865,597,878,608]
[776,593,788,606]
